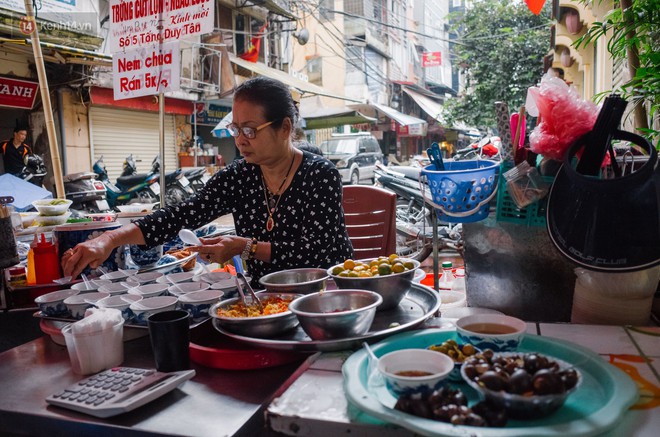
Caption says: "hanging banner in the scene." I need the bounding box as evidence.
[0,76,39,109]
[108,0,214,53]
[422,52,441,68]
[113,41,181,100]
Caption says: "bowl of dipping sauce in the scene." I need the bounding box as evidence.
[455,314,527,352]
[377,348,454,396]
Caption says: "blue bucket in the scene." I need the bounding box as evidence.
[421,160,500,223]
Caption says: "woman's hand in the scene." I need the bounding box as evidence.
[190,235,245,264]
[61,234,115,279]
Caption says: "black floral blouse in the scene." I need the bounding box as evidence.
[134,151,354,281]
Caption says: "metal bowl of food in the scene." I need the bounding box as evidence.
[209,292,302,338]
[327,257,420,310]
[258,268,329,294]
[288,289,382,340]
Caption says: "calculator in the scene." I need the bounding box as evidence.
[46,367,196,418]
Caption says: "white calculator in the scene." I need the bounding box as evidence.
[46,367,196,418]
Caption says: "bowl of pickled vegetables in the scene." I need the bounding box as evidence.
[327,255,420,310]
[209,292,302,338]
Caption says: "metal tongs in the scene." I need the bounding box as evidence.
[235,272,263,315]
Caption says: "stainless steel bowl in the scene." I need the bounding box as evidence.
[327,258,420,310]
[209,292,302,338]
[288,290,382,340]
[258,268,329,294]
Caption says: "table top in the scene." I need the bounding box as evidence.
[0,328,309,437]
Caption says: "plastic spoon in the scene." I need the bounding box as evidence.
[53,276,72,285]
[81,273,93,290]
[178,229,202,246]
[362,342,383,389]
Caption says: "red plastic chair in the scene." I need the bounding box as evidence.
[342,185,397,259]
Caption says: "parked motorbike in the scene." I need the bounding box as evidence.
[453,136,502,161]
[182,167,209,193]
[93,155,159,208]
[375,163,463,261]
[63,171,111,213]
[17,154,47,187]
[149,155,195,204]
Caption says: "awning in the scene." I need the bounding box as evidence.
[372,103,427,127]
[230,56,362,103]
[89,87,194,115]
[403,87,446,124]
[212,112,233,138]
[300,97,376,129]
[251,0,299,20]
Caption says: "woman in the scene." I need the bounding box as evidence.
[63,77,354,281]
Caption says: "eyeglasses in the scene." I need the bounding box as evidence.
[227,120,275,139]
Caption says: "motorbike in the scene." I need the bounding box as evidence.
[17,154,47,187]
[148,155,195,204]
[182,166,209,193]
[453,136,502,161]
[93,155,160,208]
[63,171,111,213]
[375,163,463,261]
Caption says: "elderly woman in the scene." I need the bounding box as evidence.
[63,77,354,281]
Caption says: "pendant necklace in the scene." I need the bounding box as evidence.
[261,152,296,232]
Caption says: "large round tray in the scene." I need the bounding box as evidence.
[343,329,638,437]
[211,283,440,352]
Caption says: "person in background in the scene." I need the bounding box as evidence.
[293,127,322,156]
[1,126,32,176]
[63,76,353,282]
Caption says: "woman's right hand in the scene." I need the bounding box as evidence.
[62,234,114,279]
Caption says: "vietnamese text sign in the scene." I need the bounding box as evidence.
[0,76,39,109]
[113,41,181,100]
[422,52,441,67]
[109,0,214,52]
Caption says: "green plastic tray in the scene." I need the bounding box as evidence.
[343,329,638,437]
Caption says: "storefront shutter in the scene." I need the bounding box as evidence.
[89,106,177,181]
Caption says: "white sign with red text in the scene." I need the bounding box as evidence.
[113,41,181,100]
[108,0,214,53]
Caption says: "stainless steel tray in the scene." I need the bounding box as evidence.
[212,283,440,352]
[33,311,209,330]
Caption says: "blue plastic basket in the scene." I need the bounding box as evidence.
[421,160,500,223]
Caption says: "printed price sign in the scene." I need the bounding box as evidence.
[109,0,214,52]
[113,41,180,100]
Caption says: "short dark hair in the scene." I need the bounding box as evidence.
[14,125,28,133]
[234,77,299,130]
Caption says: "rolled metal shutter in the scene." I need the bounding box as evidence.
[89,106,177,181]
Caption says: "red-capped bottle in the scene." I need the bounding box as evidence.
[33,233,62,284]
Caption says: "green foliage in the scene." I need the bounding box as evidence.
[444,0,550,130]
[574,0,660,143]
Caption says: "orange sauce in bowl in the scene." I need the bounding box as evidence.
[394,370,434,377]
[462,323,518,334]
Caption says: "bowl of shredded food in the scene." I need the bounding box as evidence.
[209,292,303,338]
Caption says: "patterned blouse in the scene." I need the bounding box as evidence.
[134,151,354,281]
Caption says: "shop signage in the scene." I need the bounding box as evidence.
[0,76,39,109]
[422,52,441,67]
[397,123,428,137]
[193,103,231,126]
[112,41,181,100]
[108,0,215,53]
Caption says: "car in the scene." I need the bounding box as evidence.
[319,133,384,184]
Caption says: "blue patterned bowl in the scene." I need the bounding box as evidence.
[35,289,79,317]
[54,222,125,276]
[96,294,142,321]
[455,314,527,352]
[178,289,224,321]
[377,348,454,397]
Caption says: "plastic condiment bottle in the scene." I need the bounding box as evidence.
[438,261,455,290]
[33,233,62,285]
[451,268,466,293]
[27,234,37,285]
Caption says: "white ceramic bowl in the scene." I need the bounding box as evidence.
[127,283,170,298]
[377,348,454,396]
[19,211,39,227]
[456,314,527,352]
[178,289,224,321]
[124,271,163,285]
[97,282,130,296]
[99,269,138,282]
[71,279,113,293]
[96,294,142,321]
[209,278,238,291]
[32,199,73,215]
[167,281,210,297]
[35,289,79,316]
[157,271,196,285]
[130,296,178,325]
[115,203,157,213]
[194,271,233,283]
[63,292,110,319]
